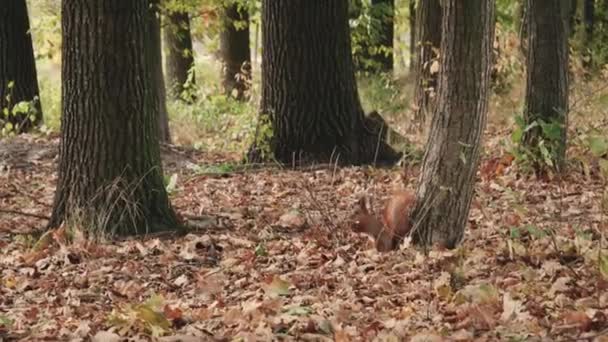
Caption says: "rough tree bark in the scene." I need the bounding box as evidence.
[412,0,442,125]
[149,0,171,142]
[164,11,195,100]
[582,0,595,69]
[409,1,416,72]
[0,0,42,133]
[249,0,400,166]
[523,0,569,171]
[521,0,575,55]
[220,1,252,101]
[370,0,394,72]
[49,0,181,236]
[600,0,608,66]
[563,0,579,37]
[410,0,496,249]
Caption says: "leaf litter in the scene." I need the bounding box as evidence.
[0,134,608,341]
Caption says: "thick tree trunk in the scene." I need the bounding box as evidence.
[164,11,195,101]
[409,1,416,72]
[412,0,442,125]
[249,0,400,166]
[522,0,576,56]
[50,0,181,236]
[0,0,42,133]
[220,1,252,101]
[370,0,394,72]
[149,1,171,143]
[563,0,579,37]
[582,0,595,69]
[410,0,496,249]
[523,0,569,171]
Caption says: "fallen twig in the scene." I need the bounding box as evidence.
[0,208,50,220]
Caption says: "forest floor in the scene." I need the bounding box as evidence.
[1,130,608,341]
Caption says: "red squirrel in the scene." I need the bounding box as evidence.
[350,191,416,252]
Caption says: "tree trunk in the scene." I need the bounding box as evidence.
[563,0,579,37]
[164,11,195,101]
[220,1,252,101]
[412,0,442,125]
[523,0,576,56]
[582,0,595,69]
[599,0,608,66]
[0,0,42,133]
[149,0,171,143]
[410,0,496,249]
[370,0,394,72]
[523,0,569,171]
[409,1,416,72]
[50,0,181,236]
[249,0,400,166]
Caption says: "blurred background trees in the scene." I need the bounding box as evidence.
[2,0,608,239]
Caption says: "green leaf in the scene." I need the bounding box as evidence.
[525,225,547,239]
[588,135,608,157]
[540,121,562,141]
[598,159,608,179]
[196,163,236,174]
[509,227,521,239]
[539,144,553,167]
[144,294,165,310]
[514,114,525,128]
[511,127,523,143]
[11,101,30,115]
[134,304,171,336]
[255,243,267,257]
[0,314,14,327]
[600,255,608,280]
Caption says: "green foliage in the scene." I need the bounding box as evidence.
[255,242,268,257]
[600,254,608,280]
[508,114,565,172]
[496,0,521,32]
[185,0,260,55]
[107,294,172,337]
[0,314,14,329]
[37,73,62,131]
[349,0,393,72]
[162,0,201,13]
[570,129,608,180]
[587,7,608,70]
[586,134,608,157]
[27,0,62,61]
[178,65,199,103]
[1,81,42,136]
[169,93,257,153]
[193,163,237,174]
[247,112,274,162]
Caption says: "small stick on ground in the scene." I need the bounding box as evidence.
[0,209,50,220]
